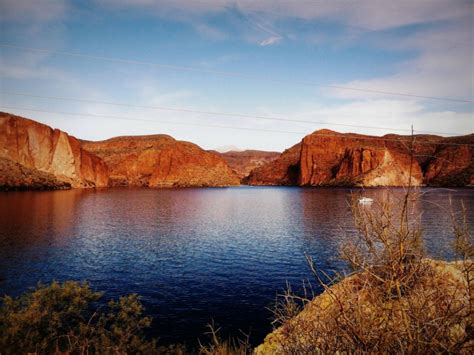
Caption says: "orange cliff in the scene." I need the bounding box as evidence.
[247,129,474,187]
[0,113,109,189]
[81,135,241,187]
[1,113,472,190]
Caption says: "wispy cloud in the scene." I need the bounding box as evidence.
[259,36,282,46]
[327,22,473,102]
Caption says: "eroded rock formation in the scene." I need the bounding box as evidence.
[0,113,109,188]
[1,113,471,189]
[247,130,473,187]
[82,135,240,187]
[0,157,71,191]
[246,143,302,185]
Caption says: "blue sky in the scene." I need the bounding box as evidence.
[1,0,472,151]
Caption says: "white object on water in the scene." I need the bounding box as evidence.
[358,197,374,204]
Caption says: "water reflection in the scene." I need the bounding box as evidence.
[0,187,472,345]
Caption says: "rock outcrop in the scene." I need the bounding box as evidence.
[247,130,474,187]
[0,157,71,191]
[82,135,240,187]
[255,260,471,354]
[218,150,280,181]
[298,130,424,186]
[0,113,109,188]
[424,135,474,186]
[246,143,302,185]
[1,112,471,189]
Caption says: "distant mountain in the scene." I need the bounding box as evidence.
[247,129,474,187]
[214,145,242,153]
[218,150,280,181]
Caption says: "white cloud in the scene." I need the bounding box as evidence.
[259,36,282,46]
[327,22,473,102]
[94,0,472,31]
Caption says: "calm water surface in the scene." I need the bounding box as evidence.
[0,187,473,345]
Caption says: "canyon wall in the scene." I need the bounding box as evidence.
[82,135,240,187]
[1,113,471,189]
[0,113,109,189]
[218,150,280,180]
[247,130,473,187]
[246,143,302,185]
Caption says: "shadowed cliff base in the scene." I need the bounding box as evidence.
[0,157,71,191]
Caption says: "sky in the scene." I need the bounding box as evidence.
[0,0,473,152]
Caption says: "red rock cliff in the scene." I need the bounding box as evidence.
[0,113,109,188]
[246,143,301,185]
[299,130,424,186]
[424,135,474,186]
[248,129,473,187]
[82,135,240,187]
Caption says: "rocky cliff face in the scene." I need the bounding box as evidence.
[0,113,109,188]
[423,135,474,186]
[218,150,280,181]
[246,143,302,185]
[0,157,71,191]
[248,130,473,187]
[82,135,240,187]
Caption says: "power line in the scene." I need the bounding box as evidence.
[1,106,472,147]
[0,106,306,135]
[1,43,472,104]
[1,91,465,136]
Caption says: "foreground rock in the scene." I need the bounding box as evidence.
[82,135,240,187]
[247,130,474,187]
[0,113,109,188]
[256,260,472,354]
[218,150,280,181]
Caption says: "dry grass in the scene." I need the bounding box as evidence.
[260,188,473,354]
[198,321,252,355]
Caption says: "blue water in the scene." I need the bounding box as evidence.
[0,187,472,346]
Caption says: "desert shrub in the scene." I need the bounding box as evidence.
[0,280,159,354]
[198,321,252,355]
[268,188,473,354]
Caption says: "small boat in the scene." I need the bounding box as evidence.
[358,197,374,204]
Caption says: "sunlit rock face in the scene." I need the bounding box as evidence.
[298,130,424,186]
[0,113,109,188]
[82,135,241,187]
[248,129,473,187]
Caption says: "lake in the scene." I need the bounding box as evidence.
[0,187,473,346]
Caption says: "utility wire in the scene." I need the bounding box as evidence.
[1,43,472,104]
[1,106,472,146]
[1,91,466,136]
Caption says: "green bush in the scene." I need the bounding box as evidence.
[0,281,158,354]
